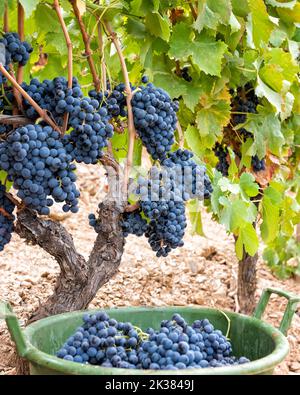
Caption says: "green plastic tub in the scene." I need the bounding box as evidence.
[1,287,299,375]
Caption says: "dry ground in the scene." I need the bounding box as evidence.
[0,165,299,375]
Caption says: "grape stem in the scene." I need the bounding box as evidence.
[9,65,23,114]
[177,121,184,148]
[69,0,101,92]
[97,22,107,90]
[103,21,137,199]
[0,114,32,126]
[189,2,197,21]
[17,2,24,84]
[124,203,140,213]
[53,0,73,134]
[0,63,62,133]
[0,207,14,220]
[4,192,22,209]
[3,1,9,33]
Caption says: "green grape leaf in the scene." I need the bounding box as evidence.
[228,148,239,178]
[168,23,193,59]
[33,54,65,80]
[130,0,157,15]
[153,72,187,99]
[277,3,300,23]
[182,84,203,112]
[196,100,231,139]
[218,178,240,194]
[0,171,12,191]
[266,0,297,8]
[184,124,203,158]
[236,223,259,258]
[231,0,250,17]
[240,172,259,197]
[246,111,284,157]
[20,0,38,17]
[259,48,299,92]
[235,232,244,260]
[194,0,232,33]
[110,132,142,166]
[34,3,61,34]
[191,40,227,76]
[247,0,275,47]
[261,194,280,243]
[44,32,69,56]
[126,17,146,39]
[145,12,170,42]
[240,138,254,169]
[188,199,204,236]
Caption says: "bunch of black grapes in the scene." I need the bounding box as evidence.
[120,210,148,237]
[0,32,32,85]
[56,312,250,370]
[213,143,229,177]
[131,83,179,161]
[0,124,80,215]
[0,181,15,252]
[231,84,259,127]
[215,85,265,174]
[162,149,210,201]
[0,32,32,66]
[63,98,113,165]
[89,83,128,118]
[137,170,187,257]
[251,155,266,172]
[180,67,192,82]
[89,209,148,238]
[21,77,83,124]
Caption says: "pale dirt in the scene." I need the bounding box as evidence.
[0,164,299,375]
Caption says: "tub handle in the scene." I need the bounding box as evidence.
[0,300,30,357]
[253,288,300,335]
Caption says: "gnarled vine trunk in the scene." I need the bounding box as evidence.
[15,200,125,323]
[237,251,258,315]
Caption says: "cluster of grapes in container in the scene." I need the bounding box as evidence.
[56,311,249,370]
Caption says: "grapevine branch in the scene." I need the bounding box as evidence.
[189,2,197,21]
[4,192,22,209]
[0,207,14,220]
[9,65,23,113]
[17,2,25,84]
[0,114,32,126]
[53,0,73,133]
[97,22,106,89]
[177,121,184,148]
[69,0,101,92]
[0,64,61,132]
[15,201,124,322]
[103,21,136,197]
[3,1,9,33]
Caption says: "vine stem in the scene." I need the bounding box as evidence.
[4,192,22,209]
[177,121,184,148]
[70,0,101,92]
[103,21,136,197]
[9,65,23,114]
[53,0,73,134]
[3,1,9,33]
[97,22,106,89]
[0,64,61,133]
[189,2,197,21]
[0,207,14,220]
[17,2,24,84]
